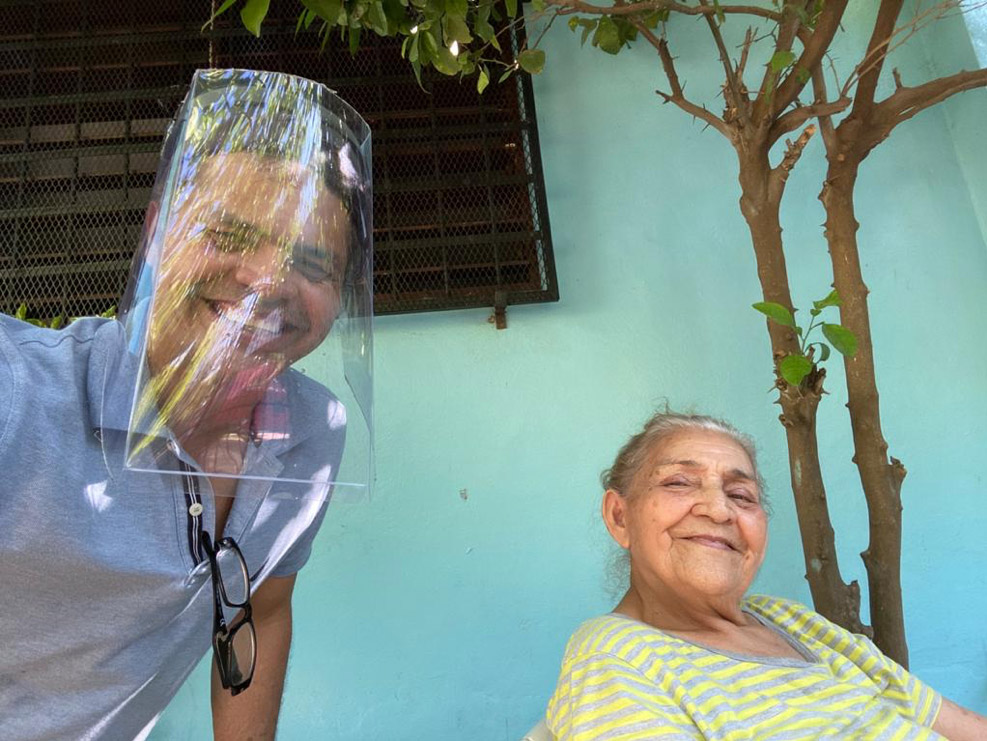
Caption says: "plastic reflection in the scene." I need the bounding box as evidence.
[116,69,373,503]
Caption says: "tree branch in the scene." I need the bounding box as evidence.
[849,0,905,117]
[768,123,816,202]
[811,62,839,153]
[771,0,849,116]
[547,0,782,22]
[652,35,732,138]
[698,0,749,125]
[769,96,850,145]
[882,67,987,126]
[737,26,755,81]
[752,2,803,122]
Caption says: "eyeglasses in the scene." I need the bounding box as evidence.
[201,530,256,696]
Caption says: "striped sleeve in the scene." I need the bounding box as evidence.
[547,649,698,740]
[849,633,943,727]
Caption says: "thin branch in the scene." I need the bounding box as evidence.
[531,8,562,49]
[547,0,782,22]
[652,34,732,137]
[771,0,849,116]
[892,67,903,89]
[737,26,755,81]
[769,97,851,145]
[697,0,749,125]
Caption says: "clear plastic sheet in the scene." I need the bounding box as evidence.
[116,69,373,503]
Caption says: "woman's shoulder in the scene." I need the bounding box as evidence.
[562,612,674,665]
[744,593,867,652]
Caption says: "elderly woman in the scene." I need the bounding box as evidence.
[546,412,987,740]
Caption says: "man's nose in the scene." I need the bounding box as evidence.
[234,240,291,294]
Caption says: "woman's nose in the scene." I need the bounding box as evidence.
[692,487,734,522]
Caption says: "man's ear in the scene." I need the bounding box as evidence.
[602,489,631,550]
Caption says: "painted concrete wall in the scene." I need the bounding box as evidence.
[153,5,987,739]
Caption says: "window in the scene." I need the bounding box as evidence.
[0,0,558,318]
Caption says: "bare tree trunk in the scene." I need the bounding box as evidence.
[735,145,867,634]
[820,154,909,666]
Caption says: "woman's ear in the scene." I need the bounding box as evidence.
[602,489,632,550]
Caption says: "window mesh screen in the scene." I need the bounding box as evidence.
[0,0,557,319]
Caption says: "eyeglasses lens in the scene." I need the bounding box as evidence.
[228,623,257,686]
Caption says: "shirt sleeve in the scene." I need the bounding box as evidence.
[547,649,699,740]
[849,633,943,727]
[267,496,330,577]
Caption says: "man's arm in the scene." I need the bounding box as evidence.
[212,573,297,741]
[932,697,987,741]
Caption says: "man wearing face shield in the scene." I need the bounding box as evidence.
[0,71,374,740]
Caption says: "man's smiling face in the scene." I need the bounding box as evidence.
[146,151,350,423]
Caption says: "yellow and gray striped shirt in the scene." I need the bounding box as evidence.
[547,595,942,740]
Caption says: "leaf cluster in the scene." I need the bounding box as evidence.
[10,303,116,329]
[753,289,857,387]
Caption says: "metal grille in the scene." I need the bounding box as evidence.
[0,0,558,319]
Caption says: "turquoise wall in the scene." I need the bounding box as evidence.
[154,6,987,739]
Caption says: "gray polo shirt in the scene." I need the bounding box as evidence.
[0,316,344,741]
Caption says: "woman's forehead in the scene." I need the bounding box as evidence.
[646,429,754,473]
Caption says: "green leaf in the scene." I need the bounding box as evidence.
[531,0,545,10]
[821,323,857,357]
[366,0,388,34]
[25,318,45,327]
[505,0,517,18]
[303,0,344,23]
[445,0,467,15]
[752,301,795,328]
[498,66,515,83]
[15,303,27,320]
[100,305,117,319]
[517,48,546,74]
[712,0,725,24]
[240,0,270,36]
[795,66,811,84]
[813,342,831,362]
[579,18,597,46]
[812,289,842,310]
[592,16,621,55]
[349,25,361,55]
[779,354,812,386]
[568,16,579,32]
[49,314,64,330]
[769,49,796,73]
[201,0,238,31]
[477,66,490,94]
[810,307,821,317]
[442,13,472,44]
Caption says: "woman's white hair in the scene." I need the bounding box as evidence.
[601,410,767,505]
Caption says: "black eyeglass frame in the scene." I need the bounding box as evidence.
[201,530,256,696]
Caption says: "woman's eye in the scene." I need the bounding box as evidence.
[663,479,691,489]
[728,491,757,504]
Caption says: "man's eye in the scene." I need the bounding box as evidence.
[206,229,248,253]
[293,260,334,283]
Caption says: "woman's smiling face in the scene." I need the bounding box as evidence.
[609,428,768,604]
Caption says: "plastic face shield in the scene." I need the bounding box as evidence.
[116,70,373,503]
